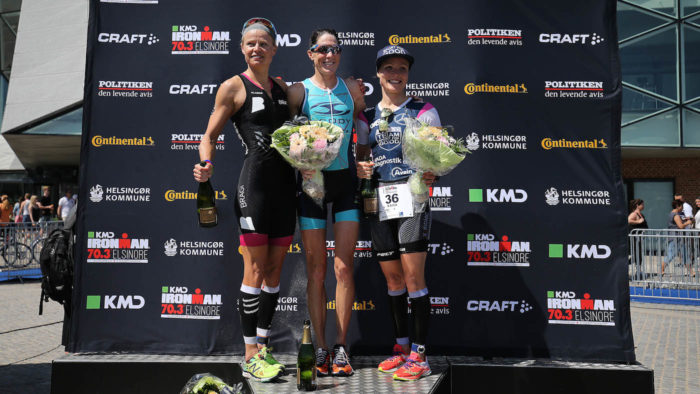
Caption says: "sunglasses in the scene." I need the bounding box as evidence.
[310,44,342,54]
[241,17,277,36]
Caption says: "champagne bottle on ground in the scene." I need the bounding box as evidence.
[360,154,377,217]
[297,320,317,391]
[197,161,218,227]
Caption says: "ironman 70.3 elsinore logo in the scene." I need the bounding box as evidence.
[86,231,149,263]
[161,286,222,320]
[171,25,230,55]
[547,290,615,326]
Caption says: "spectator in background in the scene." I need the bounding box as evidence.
[28,195,41,225]
[675,194,694,222]
[0,196,12,234]
[19,193,31,223]
[12,197,20,222]
[695,197,700,230]
[662,199,695,277]
[37,186,54,223]
[628,199,648,231]
[57,190,77,221]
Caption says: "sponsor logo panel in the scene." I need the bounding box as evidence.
[89,185,151,203]
[467,28,523,46]
[87,231,149,263]
[171,25,230,55]
[544,81,604,98]
[428,242,454,256]
[169,84,217,95]
[429,186,452,211]
[388,33,451,45]
[327,299,376,311]
[97,80,153,98]
[276,33,301,47]
[86,295,145,310]
[161,286,222,320]
[467,233,531,267]
[539,33,604,45]
[327,240,372,258]
[466,299,533,313]
[464,83,527,95]
[541,138,607,150]
[172,133,225,151]
[92,135,155,147]
[98,32,159,46]
[408,296,450,315]
[545,187,611,206]
[405,82,450,97]
[465,133,527,151]
[468,188,528,203]
[164,238,224,257]
[547,291,615,326]
[164,189,228,202]
[548,243,611,260]
[338,31,375,46]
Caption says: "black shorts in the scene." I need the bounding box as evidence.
[370,208,431,262]
[298,168,360,230]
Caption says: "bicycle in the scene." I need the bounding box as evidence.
[0,234,32,268]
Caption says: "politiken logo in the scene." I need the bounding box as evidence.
[548,243,611,260]
[539,33,605,45]
[467,233,531,267]
[465,132,527,151]
[408,296,450,315]
[541,138,607,150]
[87,231,149,264]
[328,299,376,311]
[547,291,615,326]
[89,185,151,203]
[164,189,227,202]
[161,286,223,320]
[92,135,154,147]
[86,295,145,310]
[428,243,454,256]
[169,84,217,95]
[172,133,225,151]
[275,33,301,47]
[327,240,372,259]
[429,186,452,211]
[545,187,611,206]
[98,32,159,46]
[466,299,533,313]
[163,238,224,257]
[97,80,153,98]
[464,83,527,95]
[469,188,528,203]
[544,81,604,98]
[171,25,230,55]
[389,33,451,45]
[467,28,523,46]
[338,31,375,46]
[405,82,450,97]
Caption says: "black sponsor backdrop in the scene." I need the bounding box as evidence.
[71,0,635,362]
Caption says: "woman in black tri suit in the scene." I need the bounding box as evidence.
[193,18,293,382]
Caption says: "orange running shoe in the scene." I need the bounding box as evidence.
[393,350,431,381]
[331,345,354,376]
[378,344,408,373]
[315,348,330,376]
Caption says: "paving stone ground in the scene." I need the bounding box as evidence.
[0,279,697,393]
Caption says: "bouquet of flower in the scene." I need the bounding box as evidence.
[271,118,344,204]
[402,117,469,203]
[179,373,242,394]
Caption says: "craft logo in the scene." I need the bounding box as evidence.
[388,33,451,45]
[338,31,375,46]
[86,295,145,310]
[541,138,607,150]
[464,83,527,95]
[327,299,376,311]
[408,296,450,315]
[428,243,454,256]
[89,185,151,203]
[327,240,372,258]
[467,233,531,267]
[163,238,224,257]
[164,189,228,202]
[544,187,611,206]
[276,33,301,47]
[469,188,528,203]
[92,135,154,147]
[544,81,604,98]
[465,133,527,151]
[467,28,522,46]
[87,231,149,263]
[161,286,222,320]
[466,299,533,313]
[169,84,217,95]
[101,0,157,3]
[171,25,230,55]
[547,291,615,326]
[429,186,452,211]
[97,80,153,98]
[539,33,604,46]
[171,133,225,151]
[548,243,611,260]
[405,82,450,97]
[98,32,159,45]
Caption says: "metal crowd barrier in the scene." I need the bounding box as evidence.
[0,221,65,281]
[629,228,700,303]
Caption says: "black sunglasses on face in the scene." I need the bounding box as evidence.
[310,44,342,54]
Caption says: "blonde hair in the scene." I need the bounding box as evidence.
[0,195,9,210]
[30,195,38,206]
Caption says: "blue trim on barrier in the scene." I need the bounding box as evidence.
[335,209,360,223]
[299,217,326,230]
[0,268,42,282]
[630,286,700,306]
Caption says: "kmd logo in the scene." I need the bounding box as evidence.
[276,34,301,47]
[467,233,531,267]
[98,32,159,45]
[549,243,611,259]
[465,132,527,151]
[547,290,615,326]
[539,33,605,45]
[428,243,454,255]
[163,239,224,257]
[544,187,611,206]
[429,186,452,211]
[161,286,223,320]
[469,188,527,203]
[86,295,145,310]
[466,299,533,313]
[89,185,151,203]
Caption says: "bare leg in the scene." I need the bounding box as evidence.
[302,229,328,349]
[240,244,267,361]
[332,221,359,345]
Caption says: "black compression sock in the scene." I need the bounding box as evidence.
[239,285,261,345]
[409,291,430,346]
[388,288,409,344]
[256,284,280,346]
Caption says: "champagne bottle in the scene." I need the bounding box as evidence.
[197,161,218,227]
[360,154,377,217]
[297,320,317,391]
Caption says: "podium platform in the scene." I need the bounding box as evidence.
[51,354,653,394]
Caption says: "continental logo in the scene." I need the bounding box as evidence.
[327,299,376,311]
[541,138,607,150]
[92,136,154,147]
[464,83,527,95]
[164,190,228,202]
[388,33,451,45]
